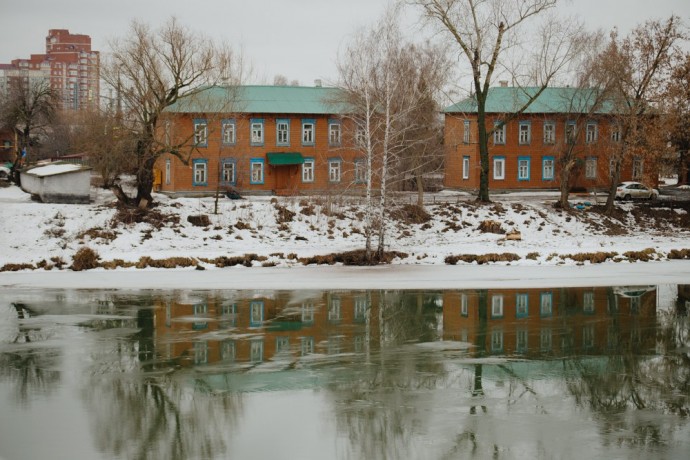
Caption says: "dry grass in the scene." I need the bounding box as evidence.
[71,247,100,271]
[445,253,521,265]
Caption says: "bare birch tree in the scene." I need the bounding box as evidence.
[411,0,584,202]
[103,17,246,208]
[598,16,684,213]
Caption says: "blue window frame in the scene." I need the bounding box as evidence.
[276,118,290,146]
[250,158,264,184]
[516,294,529,318]
[193,118,207,147]
[250,118,264,146]
[220,158,237,185]
[542,156,555,181]
[302,119,316,146]
[250,300,264,327]
[221,119,236,145]
[518,156,530,181]
[192,159,208,186]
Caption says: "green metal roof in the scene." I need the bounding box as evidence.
[444,86,616,115]
[266,152,304,165]
[167,85,349,115]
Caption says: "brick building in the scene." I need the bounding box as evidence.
[0,29,99,111]
[158,85,368,196]
[443,86,653,192]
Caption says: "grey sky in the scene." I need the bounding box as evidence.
[0,0,687,86]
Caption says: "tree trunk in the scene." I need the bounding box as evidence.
[558,169,571,209]
[604,158,622,214]
[135,156,156,207]
[416,172,424,207]
[678,149,689,186]
[476,105,491,202]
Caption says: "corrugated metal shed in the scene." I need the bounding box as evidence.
[444,87,617,115]
[167,85,350,114]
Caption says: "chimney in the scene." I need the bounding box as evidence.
[499,80,508,87]
[314,79,322,88]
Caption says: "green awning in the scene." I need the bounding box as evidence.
[267,152,304,165]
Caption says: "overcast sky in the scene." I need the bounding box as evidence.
[1,0,687,86]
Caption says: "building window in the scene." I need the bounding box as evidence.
[461,293,468,316]
[164,120,172,145]
[250,119,264,145]
[250,339,264,363]
[491,294,504,318]
[193,303,208,330]
[354,159,366,184]
[221,340,235,361]
[193,119,207,147]
[222,119,236,145]
[583,325,595,349]
[519,121,531,145]
[540,292,553,317]
[192,159,207,186]
[302,302,314,324]
[610,124,621,142]
[250,300,264,327]
[355,126,365,147]
[329,158,341,182]
[302,158,315,182]
[301,337,314,356]
[516,294,529,318]
[354,296,368,322]
[329,120,341,146]
[491,329,504,353]
[250,158,264,184]
[493,156,505,180]
[512,330,527,354]
[328,295,341,322]
[543,122,555,144]
[565,121,576,145]
[585,157,597,179]
[463,120,471,144]
[542,156,555,181]
[276,119,290,146]
[540,328,552,351]
[302,119,315,145]
[583,291,595,314]
[632,157,643,179]
[221,158,236,185]
[493,121,505,145]
[586,122,598,143]
[165,159,171,185]
[518,156,530,181]
[194,341,208,364]
[276,337,290,355]
[462,156,470,180]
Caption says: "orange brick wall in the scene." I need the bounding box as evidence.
[444,113,656,191]
[155,113,367,196]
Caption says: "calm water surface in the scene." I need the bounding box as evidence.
[0,285,689,460]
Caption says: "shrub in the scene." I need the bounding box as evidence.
[668,248,690,259]
[72,247,100,271]
[445,253,520,265]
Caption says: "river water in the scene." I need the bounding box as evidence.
[0,285,688,459]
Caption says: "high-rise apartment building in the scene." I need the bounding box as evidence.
[0,29,99,111]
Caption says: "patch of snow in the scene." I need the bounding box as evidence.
[25,163,84,177]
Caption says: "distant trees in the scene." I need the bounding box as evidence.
[412,0,585,202]
[0,79,58,177]
[665,53,690,186]
[102,17,246,208]
[337,7,448,262]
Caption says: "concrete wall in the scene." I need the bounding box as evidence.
[21,169,91,203]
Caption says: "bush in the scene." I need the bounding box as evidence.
[71,247,100,271]
[445,253,520,265]
[187,214,211,227]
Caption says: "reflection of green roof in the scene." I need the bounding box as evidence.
[444,87,616,115]
[167,85,349,114]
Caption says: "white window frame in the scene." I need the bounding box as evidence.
[491,329,503,352]
[462,156,470,180]
[302,120,315,145]
[193,120,207,146]
[540,292,553,316]
[491,295,504,318]
[221,160,236,184]
[329,121,341,146]
[519,122,531,145]
[222,120,236,145]
[354,159,366,184]
[276,119,290,146]
[583,291,595,313]
[165,159,171,185]
[250,339,264,362]
[302,158,315,183]
[493,157,505,180]
[461,293,468,316]
[610,125,621,142]
[586,122,598,143]
[329,159,341,182]
[493,122,505,145]
[542,157,555,180]
[250,120,264,145]
[193,160,207,186]
[543,122,555,144]
[250,159,264,184]
[516,294,528,317]
[329,296,341,321]
[463,120,471,144]
[518,157,530,181]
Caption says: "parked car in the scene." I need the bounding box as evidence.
[615,181,659,200]
[0,165,10,180]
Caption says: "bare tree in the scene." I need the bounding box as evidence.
[0,79,58,179]
[599,16,685,213]
[665,53,690,186]
[102,17,246,208]
[412,0,584,202]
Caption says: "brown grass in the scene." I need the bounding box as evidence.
[71,247,100,271]
[445,253,521,265]
[299,249,409,266]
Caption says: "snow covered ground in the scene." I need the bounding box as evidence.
[1,182,690,289]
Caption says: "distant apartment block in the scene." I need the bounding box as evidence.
[0,29,99,111]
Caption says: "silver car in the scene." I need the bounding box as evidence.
[615,181,658,200]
